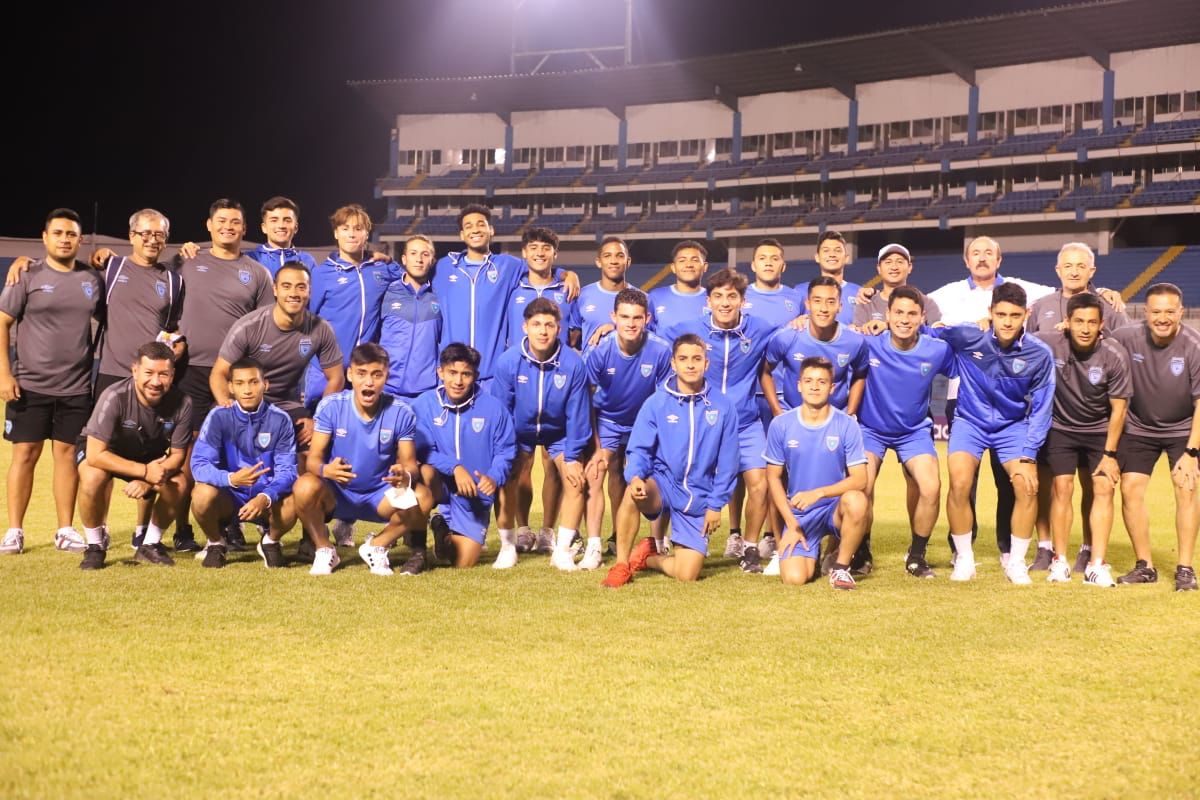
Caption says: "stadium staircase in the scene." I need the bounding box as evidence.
[1122,245,1186,300]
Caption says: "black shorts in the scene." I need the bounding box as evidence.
[94,372,126,402]
[177,364,214,432]
[74,439,157,479]
[287,405,312,453]
[4,390,91,444]
[1118,433,1187,476]
[1038,428,1107,476]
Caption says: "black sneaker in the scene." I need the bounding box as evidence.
[173,527,201,553]
[257,540,285,569]
[604,535,616,557]
[819,544,838,576]
[1175,565,1198,592]
[431,513,453,563]
[295,534,316,564]
[849,546,874,576]
[739,545,763,574]
[135,543,175,566]
[202,543,227,569]
[1028,547,1054,572]
[399,550,428,576]
[131,529,145,549]
[79,545,106,570]
[1117,560,1158,584]
[905,552,935,579]
[225,521,248,552]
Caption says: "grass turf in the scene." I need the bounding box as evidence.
[0,444,1197,799]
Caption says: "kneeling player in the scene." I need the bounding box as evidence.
[190,358,300,568]
[76,343,192,569]
[293,344,431,576]
[765,357,870,589]
[412,344,516,569]
[601,334,738,586]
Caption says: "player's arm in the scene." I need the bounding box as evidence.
[709,410,740,512]
[794,462,869,511]
[191,413,232,487]
[209,357,235,407]
[559,269,581,302]
[758,359,782,417]
[305,430,333,477]
[846,375,866,417]
[482,409,518,494]
[258,423,298,504]
[0,310,19,401]
[1171,398,1200,491]
[87,436,156,481]
[320,364,345,398]
[1094,397,1127,484]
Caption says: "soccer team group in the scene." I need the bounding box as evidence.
[2,198,1198,591]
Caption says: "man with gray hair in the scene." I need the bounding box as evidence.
[1025,242,1129,335]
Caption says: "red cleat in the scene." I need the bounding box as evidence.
[629,537,658,573]
[601,562,632,588]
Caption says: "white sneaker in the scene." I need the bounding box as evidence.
[534,527,555,554]
[723,532,745,558]
[330,520,355,548]
[763,553,780,576]
[1,528,24,555]
[493,544,518,569]
[758,534,777,559]
[1084,562,1117,588]
[1047,555,1071,583]
[358,538,393,576]
[310,547,341,576]
[54,527,86,553]
[950,556,976,582]
[514,526,535,553]
[551,547,578,572]
[1005,558,1032,585]
[999,551,1011,569]
[577,545,603,571]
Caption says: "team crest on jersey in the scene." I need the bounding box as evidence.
[1171,356,1185,377]
[785,300,796,312]
[920,361,932,376]
[373,271,388,284]
[553,374,566,390]
[238,269,251,285]
[155,281,166,298]
[1088,366,1103,385]
[640,363,653,378]
[82,283,94,299]
[704,408,719,426]
[257,432,271,448]
[299,338,312,357]
[1012,358,1027,374]
[553,292,564,304]
[380,429,392,445]
[837,353,849,367]
[825,435,839,451]
[430,302,439,314]
[486,267,499,284]
[163,420,174,432]
[471,417,485,433]
[739,339,751,354]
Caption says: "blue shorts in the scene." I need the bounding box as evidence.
[649,467,702,519]
[644,501,708,556]
[436,472,495,544]
[948,417,1029,464]
[517,433,566,459]
[780,499,841,560]
[738,423,767,472]
[861,425,937,464]
[330,483,389,524]
[596,418,632,453]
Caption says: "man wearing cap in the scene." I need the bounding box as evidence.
[853,244,941,333]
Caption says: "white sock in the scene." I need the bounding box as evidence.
[499,528,516,547]
[556,526,576,550]
[262,534,277,545]
[207,538,227,547]
[586,535,602,552]
[134,524,146,540]
[144,523,165,546]
[1078,544,1092,554]
[1037,540,1052,551]
[951,532,974,561]
[1009,536,1032,565]
[654,535,665,551]
[84,526,106,546]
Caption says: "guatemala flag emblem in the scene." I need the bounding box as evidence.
[380,429,392,445]
[825,435,839,451]
[640,364,653,377]
[920,362,932,376]
[1088,366,1103,385]
[299,338,312,357]
[553,374,566,389]
[739,339,751,354]
[238,269,251,285]
[471,417,486,433]
[257,432,271,448]
[1012,358,1026,374]
[82,283,94,299]
[1171,357,1185,376]
[704,409,718,426]
[486,267,498,284]
[156,281,167,298]
[837,353,849,367]
[553,292,564,304]
[431,302,439,314]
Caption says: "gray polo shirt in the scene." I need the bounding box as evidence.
[852,288,942,327]
[82,377,192,463]
[0,259,103,396]
[1026,289,1130,335]
[1034,330,1132,433]
[1110,323,1200,439]
[177,251,274,367]
[98,256,182,377]
[218,306,342,411]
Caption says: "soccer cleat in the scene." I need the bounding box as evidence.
[79,544,106,570]
[358,539,393,576]
[1175,565,1198,592]
[628,537,657,573]
[202,544,227,569]
[1117,560,1158,585]
[1084,562,1116,588]
[331,520,355,548]
[849,543,874,576]
[1005,558,1033,585]
[723,531,745,559]
[257,540,285,569]
[1072,548,1092,575]
[577,544,603,571]
[54,527,86,553]
[173,528,201,553]
[1028,547,1054,572]
[534,527,555,554]
[601,562,632,588]
[135,543,175,566]
[763,553,780,576]
[1047,555,1071,583]
[295,535,316,564]
[514,526,536,553]
[739,545,763,574]
[225,520,248,552]
[492,544,518,569]
[949,556,976,582]
[904,552,935,579]
[431,514,453,563]
[398,550,428,576]
[828,567,857,590]
[309,547,340,576]
[551,548,578,572]
[757,534,777,559]
[1,529,25,555]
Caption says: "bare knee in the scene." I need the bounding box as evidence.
[841,490,868,521]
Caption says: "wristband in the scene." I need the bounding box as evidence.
[1186,448,1200,459]
[1103,450,1119,459]
[1018,456,1036,464]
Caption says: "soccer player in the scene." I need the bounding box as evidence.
[247,196,319,278]
[936,283,1055,584]
[857,287,956,578]
[492,299,590,570]
[662,268,777,573]
[0,208,103,556]
[1032,293,1130,586]
[577,236,631,348]
[1111,283,1200,591]
[411,344,517,569]
[852,243,942,332]
[293,343,431,576]
[647,240,710,333]
[190,358,299,569]
[765,356,870,589]
[381,234,442,400]
[1026,242,1130,334]
[601,333,739,587]
[811,231,861,327]
[505,226,579,349]
[75,343,192,569]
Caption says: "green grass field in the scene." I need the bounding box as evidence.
[1,444,1197,799]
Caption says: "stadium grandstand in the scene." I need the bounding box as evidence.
[351,0,1199,304]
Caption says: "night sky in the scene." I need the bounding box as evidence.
[4,0,1058,245]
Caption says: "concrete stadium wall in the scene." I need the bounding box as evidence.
[977,56,1104,111]
[512,108,620,148]
[1113,44,1200,97]
[625,99,732,143]
[857,73,971,125]
[739,88,849,135]
[395,112,507,150]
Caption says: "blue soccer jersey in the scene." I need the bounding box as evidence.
[743,284,805,327]
[859,334,957,436]
[577,281,621,346]
[584,332,674,428]
[763,406,868,504]
[837,280,863,326]
[764,324,869,411]
[647,285,709,333]
[313,390,415,495]
[504,272,580,349]
[247,244,318,279]
[432,250,526,380]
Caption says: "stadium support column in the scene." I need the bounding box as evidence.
[847,100,858,155]
[504,123,514,174]
[1102,70,1115,134]
[727,244,737,269]
[387,126,399,223]
[731,112,742,164]
[617,118,628,170]
[967,85,979,145]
